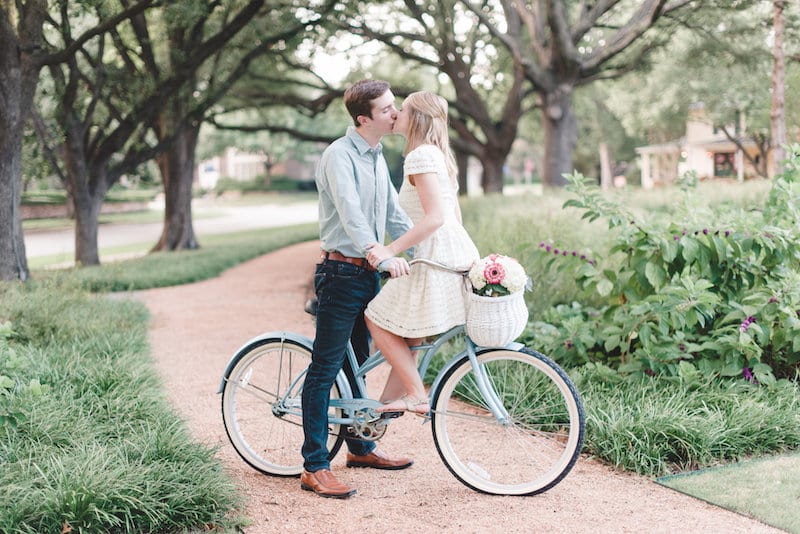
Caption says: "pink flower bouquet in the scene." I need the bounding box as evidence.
[468,253,529,297]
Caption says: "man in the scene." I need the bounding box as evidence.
[300,79,414,499]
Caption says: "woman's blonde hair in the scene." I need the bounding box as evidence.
[402,91,458,187]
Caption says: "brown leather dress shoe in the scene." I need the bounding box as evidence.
[346,449,413,470]
[300,469,356,499]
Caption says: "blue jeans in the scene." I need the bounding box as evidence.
[301,260,380,472]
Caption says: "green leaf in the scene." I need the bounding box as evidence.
[662,238,679,262]
[720,361,744,376]
[596,278,613,297]
[644,261,666,290]
[682,238,699,262]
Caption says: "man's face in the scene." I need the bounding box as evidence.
[363,90,398,137]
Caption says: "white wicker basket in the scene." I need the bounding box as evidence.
[465,290,528,347]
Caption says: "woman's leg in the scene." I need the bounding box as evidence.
[366,317,427,407]
[380,338,423,402]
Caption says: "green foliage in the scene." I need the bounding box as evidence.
[37,222,318,292]
[213,175,315,194]
[572,363,800,476]
[21,189,158,206]
[0,283,242,532]
[529,148,800,381]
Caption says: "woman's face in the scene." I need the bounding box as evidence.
[393,101,411,136]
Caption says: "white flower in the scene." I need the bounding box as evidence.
[498,257,528,293]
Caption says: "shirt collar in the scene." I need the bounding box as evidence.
[346,126,382,156]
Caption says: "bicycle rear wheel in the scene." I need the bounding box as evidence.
[221,338,345,476]
[431,347,584,495]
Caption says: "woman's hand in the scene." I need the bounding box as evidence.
[366,243,394,268]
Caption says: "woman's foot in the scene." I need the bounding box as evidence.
[376,394,430,415]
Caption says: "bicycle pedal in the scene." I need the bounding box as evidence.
[379,411,405,420]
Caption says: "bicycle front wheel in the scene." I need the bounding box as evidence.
[431,347,585,495]
[221,338,345,476]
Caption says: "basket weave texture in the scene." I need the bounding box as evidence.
[465,290,528,347]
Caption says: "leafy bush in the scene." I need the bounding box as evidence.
[22,189,158,205]
[527,145,800,382]
[213,175,315,193]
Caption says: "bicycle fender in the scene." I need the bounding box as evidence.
[428,341,526,397]
[217,331,314,393]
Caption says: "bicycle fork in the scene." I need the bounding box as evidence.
[463,338,511,424]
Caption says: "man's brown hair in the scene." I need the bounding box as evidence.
[344,79,391,127]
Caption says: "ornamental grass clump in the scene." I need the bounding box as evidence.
[528,145,800,383]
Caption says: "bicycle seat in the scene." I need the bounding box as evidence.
[304,297,318,316]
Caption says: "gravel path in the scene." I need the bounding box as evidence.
[137,240,782,533]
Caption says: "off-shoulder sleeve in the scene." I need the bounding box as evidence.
[404,144,442,176]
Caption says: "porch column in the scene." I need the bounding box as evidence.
[640,151,653,189]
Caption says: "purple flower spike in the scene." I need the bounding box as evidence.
[563,250,568,256]
[673,235,680,240]
[743,367,758,384]
[739,316,756,332]
[553,248,560,254]
[725,230,731,237]
[703,228,709,235]
[539,242,546,248]
[546,245,551,252]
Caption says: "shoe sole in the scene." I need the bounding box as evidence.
[301,483,356,498]
[345,460,414,470]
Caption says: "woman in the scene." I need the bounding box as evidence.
[365,91,479,415]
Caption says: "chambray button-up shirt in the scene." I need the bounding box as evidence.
[316,127,412,258]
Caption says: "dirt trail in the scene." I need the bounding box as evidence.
[137,240,782,533]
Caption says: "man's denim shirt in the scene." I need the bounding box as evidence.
[316,126,412,258]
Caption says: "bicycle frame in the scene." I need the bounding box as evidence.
[218,326,523,426]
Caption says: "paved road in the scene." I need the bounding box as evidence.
[23,201,318,259]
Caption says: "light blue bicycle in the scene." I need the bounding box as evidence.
[219,259,585,496]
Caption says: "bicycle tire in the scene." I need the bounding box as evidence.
[431,347,585,495]
[221,338,345,476]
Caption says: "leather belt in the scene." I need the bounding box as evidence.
[321,251,376,271]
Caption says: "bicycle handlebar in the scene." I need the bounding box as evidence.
[378,257,469,279]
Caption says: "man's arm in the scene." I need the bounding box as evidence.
[324,150,379,254]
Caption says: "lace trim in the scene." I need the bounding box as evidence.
[404,145,441,176]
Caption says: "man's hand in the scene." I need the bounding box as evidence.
[377,257,410,278]
[366,243,393,268]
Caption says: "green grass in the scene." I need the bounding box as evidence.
[34,223,318,291]
[0,283,244,532]
[658,452,800,533]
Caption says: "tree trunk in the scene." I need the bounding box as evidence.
[541,85,578,188]
[455,149,469,195]
[72,184,104,267]
[0,4,44,281]
[63,126,108,266]
[0,110,30,281]
[152,123,200,251]
[480,154,505,194]
[770,0,787,177]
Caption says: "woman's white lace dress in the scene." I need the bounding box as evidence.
[366,144,479,338]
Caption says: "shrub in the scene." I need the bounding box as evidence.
[527,145,800,382]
